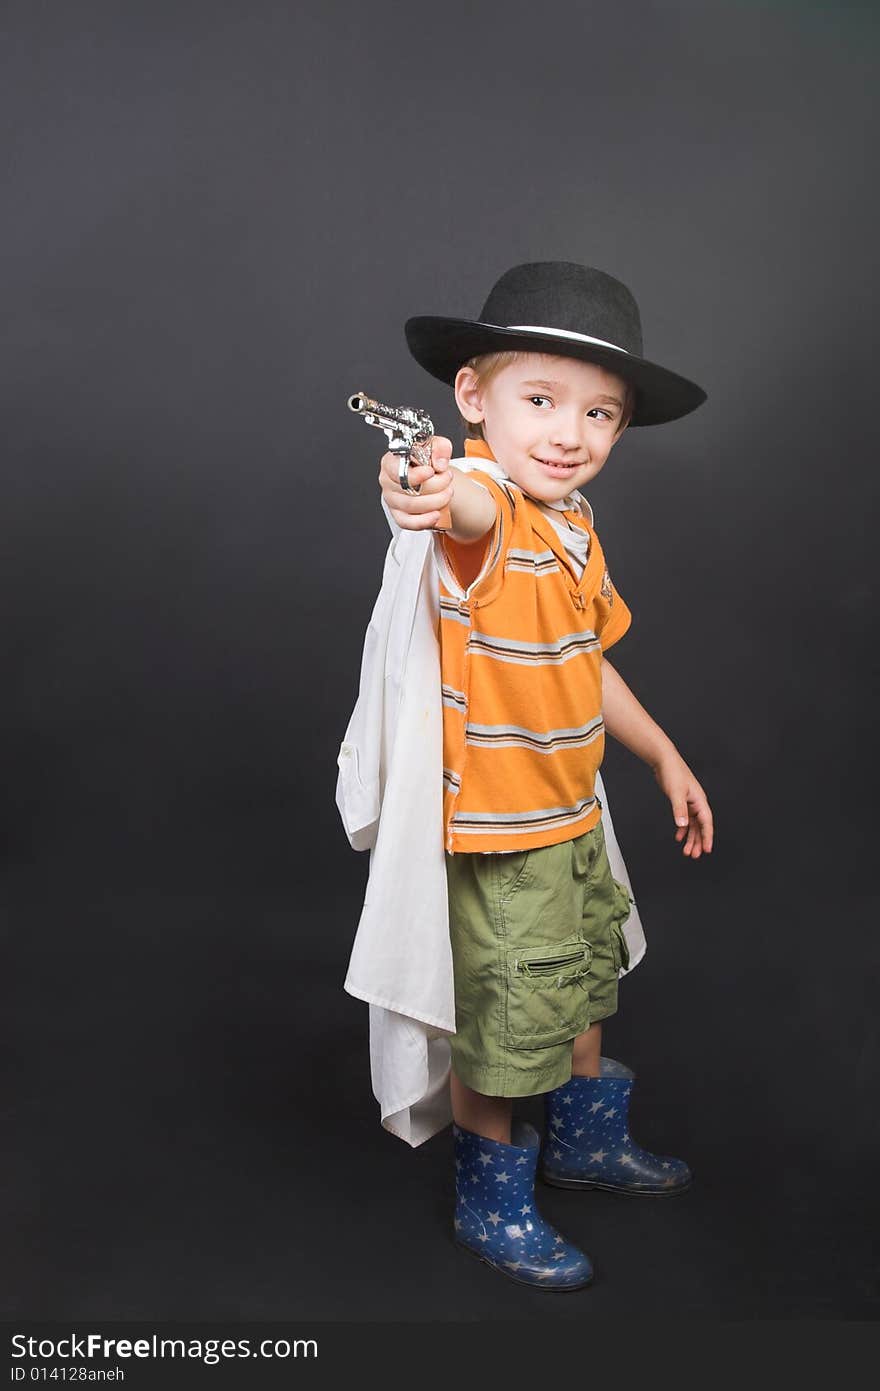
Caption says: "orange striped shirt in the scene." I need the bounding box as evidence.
[436,439,632,854]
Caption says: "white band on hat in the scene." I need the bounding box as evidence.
[506,325,629,354]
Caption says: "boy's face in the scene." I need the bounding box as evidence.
[455,352,630,504]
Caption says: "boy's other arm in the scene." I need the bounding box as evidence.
[601,656,714,859]
[378,438,497,544]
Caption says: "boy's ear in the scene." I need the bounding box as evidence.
[454,366,485,426]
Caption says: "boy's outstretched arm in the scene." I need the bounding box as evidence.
[601,656,714,859]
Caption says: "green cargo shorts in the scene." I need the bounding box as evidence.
[445,821,633,1097]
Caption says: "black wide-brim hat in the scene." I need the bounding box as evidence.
[405,261,706,426]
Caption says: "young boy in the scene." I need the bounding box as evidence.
[375,261,713,1290]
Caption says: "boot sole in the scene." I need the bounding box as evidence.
[541,1171,693,1198]
[455,1238,594,1291]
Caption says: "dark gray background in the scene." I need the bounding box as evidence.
[1,0,877,1323]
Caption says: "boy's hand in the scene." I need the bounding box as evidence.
[652,750,714,859]
[378,436,454,530]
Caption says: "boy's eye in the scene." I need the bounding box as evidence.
[528,397,613,420]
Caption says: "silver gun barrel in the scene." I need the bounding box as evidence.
[349,390,401,417]
[348,389,433,438]
[349,392,413,425]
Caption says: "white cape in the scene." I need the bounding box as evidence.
[336,460,647,1147]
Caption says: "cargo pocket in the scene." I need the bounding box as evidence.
[505,936,593,1048]
[610,877,633,973]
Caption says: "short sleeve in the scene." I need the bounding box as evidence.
[596,570,632,652]
[436,468,517,594]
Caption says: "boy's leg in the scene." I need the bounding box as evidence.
[571,1020,602,1078]
[541,827,691,1194]
[445,843,594,1287]
[450,1068,512,1143]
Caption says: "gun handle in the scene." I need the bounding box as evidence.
[406,440,451,531]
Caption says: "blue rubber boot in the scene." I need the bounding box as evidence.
[540,1057,692,1196]
[454,1118,593,1289]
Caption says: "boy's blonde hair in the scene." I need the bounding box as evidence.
[458,350,635,441]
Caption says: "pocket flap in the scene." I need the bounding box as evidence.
[512,942,592,981]
[611,922,631,972]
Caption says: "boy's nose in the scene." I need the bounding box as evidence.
[549,419,584,450]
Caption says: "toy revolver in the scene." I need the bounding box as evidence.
[347,390,452,532]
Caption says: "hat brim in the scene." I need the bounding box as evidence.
[404,317,706,426]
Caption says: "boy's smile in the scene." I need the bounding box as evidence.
[455,353,630,504]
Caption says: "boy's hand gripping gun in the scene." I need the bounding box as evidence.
[347,390,452,532]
